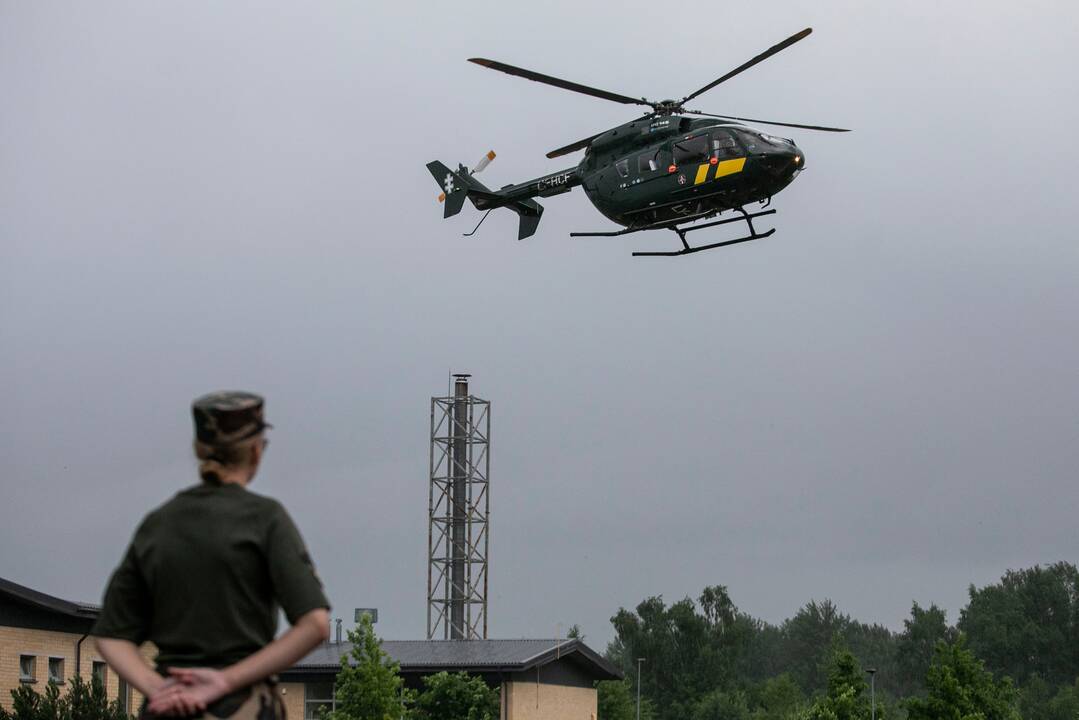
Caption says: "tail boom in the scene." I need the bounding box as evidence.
[426,161,580,240]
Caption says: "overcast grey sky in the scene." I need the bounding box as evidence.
[3,1,1078,648]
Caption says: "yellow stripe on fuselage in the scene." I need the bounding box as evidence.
[694,164,710,185]
[715,157,746,179]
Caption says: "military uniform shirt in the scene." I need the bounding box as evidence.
[92,483,329,668]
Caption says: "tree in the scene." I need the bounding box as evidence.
[598,680,634,720]
[568,624,585,641]
[598,679,656,720]
[1018,675,1079,720]
[608,586,757,720]
[749,674,806,720]
[904,637,1019,720]
[780,600,852,693]
[896,603,956,697]
[410,672,498,720]
[803,648,870,720]
[328,613,411,720]
[5,675,129,720]
[1045,679,1079,720]
[958,562,1079,686]
[693,689,749,720]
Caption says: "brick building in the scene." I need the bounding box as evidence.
[1,577,620,719]
[283,637,621,720]
[0,577,154,714]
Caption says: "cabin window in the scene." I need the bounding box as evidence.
[638,148,669,173]
[672,135,709,165]
[615,159,630,178]
[712,131,740,158]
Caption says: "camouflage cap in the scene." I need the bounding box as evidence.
[192,391,272,445]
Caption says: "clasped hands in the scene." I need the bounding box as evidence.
[147,668,232,717]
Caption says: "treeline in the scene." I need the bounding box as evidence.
[598,562,1079,720]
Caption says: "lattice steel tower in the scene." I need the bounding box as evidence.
[427,373,490,640]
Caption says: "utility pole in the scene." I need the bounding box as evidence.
[866,668,877,720]
[636,657,646,720]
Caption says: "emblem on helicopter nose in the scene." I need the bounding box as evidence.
[443,174,456,194]
[677,174,687,185]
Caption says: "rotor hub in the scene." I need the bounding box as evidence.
[652,99,684,116]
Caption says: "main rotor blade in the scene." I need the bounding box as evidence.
[469,58,650,107]
[687,110,850,133]
[682,27,813,103]
[546,131,607,159]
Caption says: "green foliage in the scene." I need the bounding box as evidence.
[958,562,1079,686]
[410,672,498,720]
[568,624,585,640]
[748,674,806,720]
[328,613,412,720]
[6,675,130,720]
[781,600,852,692]
[598,679,656,720]
[609,586,757,720]
[904,637,1019,720]
[803,649,870,720]
[598,680,633,720]
[693,689,749,720]
[605,567,1077,720]
[1019,676,1079,720]
[1044,678,1079,720]
[896,603,956,697]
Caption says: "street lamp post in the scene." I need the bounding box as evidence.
[865,668,877,720]
[636,658,646,720]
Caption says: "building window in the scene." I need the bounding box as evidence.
[92,661,108,689]
[304,681,335,720]
[19,655,36,682]
[48,657,65,684]
[118,678,131,715]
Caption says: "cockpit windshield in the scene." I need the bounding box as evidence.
[733,128,793,153]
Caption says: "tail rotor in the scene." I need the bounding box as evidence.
[438,150,496,203]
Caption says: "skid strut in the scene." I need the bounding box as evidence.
[632,208,776,257]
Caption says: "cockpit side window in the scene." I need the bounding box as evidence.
[672,135,709,165]
[712,130,740,159]
[734,129,763,153]
[615,158,630,178]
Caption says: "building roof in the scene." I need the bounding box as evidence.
[0,577,622,682]
[0,576,100,620]
[292,638,622,681]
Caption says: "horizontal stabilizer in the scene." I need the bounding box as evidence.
[509,199,543,240]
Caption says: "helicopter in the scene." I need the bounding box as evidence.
[425,27,849,257]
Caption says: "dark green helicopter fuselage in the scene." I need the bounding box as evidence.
[468,116,805,231]
[577,116,804,228]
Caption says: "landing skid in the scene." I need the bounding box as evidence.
[571,208,776,257]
